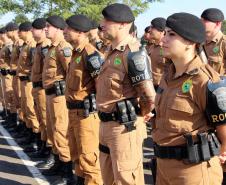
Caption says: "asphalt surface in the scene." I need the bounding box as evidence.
[0,119,154,185]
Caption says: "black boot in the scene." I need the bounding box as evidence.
[13,122,28,138]
[10,122,25,137]
[16,128,33,145]
[24,133,41,153]
[36,152,55,169]
[6,113,18,132]
[52,161,76,185]
[42,154,62,176]
[0,108,8,120]
[2,112,13,127]
[30,141,51,158]
[76,176,85,185]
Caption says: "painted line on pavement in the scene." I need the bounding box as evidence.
[0,125,50,185]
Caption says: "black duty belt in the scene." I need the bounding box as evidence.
[32,81,43,88]
[98,111,118,122]
[19,76,30,81]
[9,70,17,76]
[0,69,10,76]
[154,144,187,160]
[45,86,56,95]
[99,143,110,154]
[66,101,84,109]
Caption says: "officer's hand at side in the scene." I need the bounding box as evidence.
[144,112,154,122]
[219,152,226,164]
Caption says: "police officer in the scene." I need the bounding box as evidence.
[0,27,10,120]
[64,14,103,185]
[152,12,225,185]
[89,20,102,50]
[96,3,156,185]
[0,27,16,128]
[141,26,152,46]
[5,22,25,137]
[30,18,51,157]
[16,22,40,151]
[40,15,74,184]
[147,17,167,90]
[201,8,226,75]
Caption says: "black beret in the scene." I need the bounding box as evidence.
[91,20,99,29]
[201,8,224,22]
[46,15,66,30]
[144,26,151,33]
[0,27,7,34]
[151,17,166,32]
[5,22,18,32]
[32,18,46,29]
[66,14,92,32]
[19,22,32,31]
[102,3,135,23]
[166,13,206,44]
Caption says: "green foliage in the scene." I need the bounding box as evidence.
[0,0,162,23]
[222,20,226,35]
[13,13,29,24]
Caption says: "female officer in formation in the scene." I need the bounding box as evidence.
[152,12,226,185]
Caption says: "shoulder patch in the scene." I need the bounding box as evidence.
[62,47,72,57]
[41,47,49,57]
[132,54,146,71]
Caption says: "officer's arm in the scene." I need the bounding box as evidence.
[205,78,226,163]
[127,50,156,116]
[86,51,104,79]
[216,125,226,163]
[134,80,156,116]
[58,47,72,71]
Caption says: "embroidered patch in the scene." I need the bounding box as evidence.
[75,56,81,64]
[63,47,72,57]
[114,57,121,65]
[182,79,192,93]
[213,46,219,54]
[50,50,56,57]
[159,48,163,56]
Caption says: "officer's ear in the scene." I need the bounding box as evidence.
[184,39,196,50]
[215,21,222,28]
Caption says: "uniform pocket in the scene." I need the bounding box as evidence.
[102,68,125,99]
[68,70,82,91]
[80,152,98,171]
[165,94,194,133]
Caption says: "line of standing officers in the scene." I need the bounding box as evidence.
[0,3,226,185]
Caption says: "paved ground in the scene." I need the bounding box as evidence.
[0,120,154,185]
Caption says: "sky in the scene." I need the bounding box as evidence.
[135,0,226,36]
[0,0,226,37]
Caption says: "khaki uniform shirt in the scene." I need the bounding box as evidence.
[147,43,167,86]
[42,37,72,89]
[204,31,226,75]
[17,39,36,77]
[10,38,24,71]
[65,39,99,102]
[31,38,51,83]
[96,36,141,112]
[0,41,13,69]
[152,56,220,146]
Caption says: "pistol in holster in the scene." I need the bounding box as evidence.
[184,132,221,164]
[83,93,97,118]
[116,99,137,132]
[54,80,66,96]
